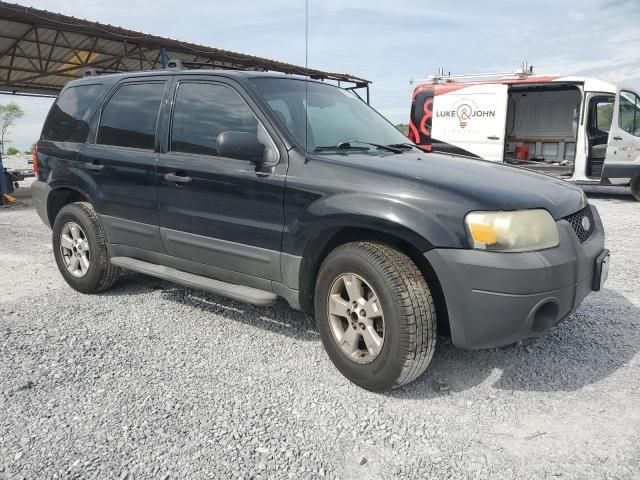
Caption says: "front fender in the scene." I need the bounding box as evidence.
[284,193,464,256]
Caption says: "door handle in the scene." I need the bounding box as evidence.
[487,135,500,140]
[84,161,104,172]
[164,172,192,184]
[613,136,623,141]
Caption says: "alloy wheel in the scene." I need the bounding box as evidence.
[327,273,385,364]
[59,222,91,278]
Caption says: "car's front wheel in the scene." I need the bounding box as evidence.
[52,202,121,293]
[314,242,437,391]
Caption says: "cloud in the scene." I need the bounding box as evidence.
[3,0,640,147]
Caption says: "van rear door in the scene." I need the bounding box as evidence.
[431,83,508,161]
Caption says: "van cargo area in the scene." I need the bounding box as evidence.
[504,85,581,177]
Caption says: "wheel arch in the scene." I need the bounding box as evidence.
[297,225,450,335]
[46,187,91,227]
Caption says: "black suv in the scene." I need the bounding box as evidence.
[32,70,609,391]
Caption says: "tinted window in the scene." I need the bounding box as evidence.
[619,90,640,137]
[42,84,101,142]
[171,82,258,156]
[97,82,165,149]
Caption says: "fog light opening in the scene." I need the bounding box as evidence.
[531,301,560,333]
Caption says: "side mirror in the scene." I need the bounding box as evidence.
[216,131,264,162]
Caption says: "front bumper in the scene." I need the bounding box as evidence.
[425,205,606,349]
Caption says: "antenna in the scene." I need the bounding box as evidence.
[304,0,309,160]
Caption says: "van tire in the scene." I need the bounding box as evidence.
[631,174,640,202]
[314,242,437,391]
[52,202,121,293]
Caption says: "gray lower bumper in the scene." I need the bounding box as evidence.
[31,180,51,227]
[425,206,606,349]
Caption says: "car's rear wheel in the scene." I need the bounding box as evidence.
[52,202,121,293]
[314,241,437,391]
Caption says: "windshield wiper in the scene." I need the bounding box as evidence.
[386,142,421,151]
[314,143,369,153]
[315,141,403,154]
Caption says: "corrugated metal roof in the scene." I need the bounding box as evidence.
[0,1,370,96]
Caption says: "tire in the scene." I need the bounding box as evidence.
[52,202,121,293]
[631,174,640,202]
[314,242,437,391]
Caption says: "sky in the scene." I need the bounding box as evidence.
[2,0,640,151]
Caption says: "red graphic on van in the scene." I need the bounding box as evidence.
[456,104,472,129]
[623,142,640,160]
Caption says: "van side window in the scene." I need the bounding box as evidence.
[594,99,614,133]
[619,91,640,137]
[42,84,102,142]
[171,82,258,156]
[97,82,165,150]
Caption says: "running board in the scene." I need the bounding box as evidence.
[110,256,277,306]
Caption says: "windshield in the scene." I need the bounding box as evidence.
[250,77,409,153]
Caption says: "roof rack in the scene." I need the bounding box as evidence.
[410,61,535,85]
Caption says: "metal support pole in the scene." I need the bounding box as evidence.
[160,47,168,69]
[0,143,5,205]
[366,85,370,104]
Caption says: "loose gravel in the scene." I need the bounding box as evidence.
[1,183,639,479]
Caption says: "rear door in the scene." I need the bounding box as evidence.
[156,77,287,285]
[431,83,508,161]
[78,78,169,252]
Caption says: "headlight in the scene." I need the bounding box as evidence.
[465,209,559,252]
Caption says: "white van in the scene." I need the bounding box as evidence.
[408,67,640,200]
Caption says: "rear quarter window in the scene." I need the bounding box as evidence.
[41,84,102,142]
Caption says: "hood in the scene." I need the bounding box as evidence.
[323,151,586,219]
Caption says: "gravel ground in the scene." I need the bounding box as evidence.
[1,182,639,479]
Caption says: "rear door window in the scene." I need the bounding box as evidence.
[97,82,166,150]
[42,84,102,142]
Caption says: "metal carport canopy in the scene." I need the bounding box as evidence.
[0,1,371,97]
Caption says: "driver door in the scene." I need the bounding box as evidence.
[155,77,288,285]
[606,90,640,174]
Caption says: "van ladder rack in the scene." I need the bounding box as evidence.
[410,61,536,84]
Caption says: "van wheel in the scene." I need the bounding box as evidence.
[52,202,121,293]
[631,174,640,202]
[314,242,437,391]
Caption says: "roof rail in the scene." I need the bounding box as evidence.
[166,58,267,72]
[410,61,536,85]
[83,68,122,77]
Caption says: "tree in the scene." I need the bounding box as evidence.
[6,147,19,155]
[0,102,25,154]
[395,123,409,136]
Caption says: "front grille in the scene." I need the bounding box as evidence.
[564,205,595,243]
